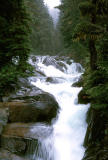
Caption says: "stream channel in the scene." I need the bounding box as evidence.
[29,56,89,160]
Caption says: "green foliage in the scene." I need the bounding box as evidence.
[57,0,89,63]
[26,0,63,55]
[79,2,95,16]
[91,104,108,110]
[73,0,108,110]
[64,0,108,158]
[73,21,103,41]
[81,65,108,110]
[0,0,32,97]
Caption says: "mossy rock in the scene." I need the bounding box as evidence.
[72,76,83,87]
[83,107,108,160]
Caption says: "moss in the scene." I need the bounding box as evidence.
[78,89,91,104]
[91,103,108,110]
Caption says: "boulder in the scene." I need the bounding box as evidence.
[54,56,73,65]
[0,91,59,124]
[46,77,66,84]
[43,56,67,72]
[1,77,59,124]
[2,78,42,102]
[0,149,29,160]
[1,123,52,157]
[2,123,53,140]
[1,136,27,154]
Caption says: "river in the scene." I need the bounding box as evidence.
[29,56,89,160]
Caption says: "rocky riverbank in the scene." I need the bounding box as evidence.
[0,78,59,160]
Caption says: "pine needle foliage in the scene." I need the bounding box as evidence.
[0,0,32,97]
[57,0,89,64]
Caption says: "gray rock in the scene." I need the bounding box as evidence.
[0,92,59,124]
[2,78,42,102]
[0,108,9,134]
[2,123,53,141]
[1,137,26,154]
[46,77,66,84]
[1,123,53,157]
[0,149,29,160]
[1,76,59,124]
[43,56,66,72]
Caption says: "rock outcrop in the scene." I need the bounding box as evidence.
[1,77,59,124]
[0,77,59,160]
[42,56,67,72]
[82,107,108,160]
[0,107,9,134]
[0,123,52,159]
[0,91,59,124]
[0,149,29,160]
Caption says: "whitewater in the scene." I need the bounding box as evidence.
[29,56,89,160]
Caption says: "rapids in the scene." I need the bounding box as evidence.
[29,56,89,160]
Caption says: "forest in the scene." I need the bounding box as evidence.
[0,0,108,160]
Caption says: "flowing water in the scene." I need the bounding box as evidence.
[29,56,89,160]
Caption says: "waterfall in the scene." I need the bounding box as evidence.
[44,0,60,26]
[29,56,89,160]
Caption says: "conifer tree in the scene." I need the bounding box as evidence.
[0,0,31,97]
[74,1,108,159]
[57,0,88,63]
[26,0,61,55]
[73,0,108,70]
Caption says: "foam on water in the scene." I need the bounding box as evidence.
[30,56,89,160]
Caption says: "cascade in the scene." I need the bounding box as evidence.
[29,56,89,160]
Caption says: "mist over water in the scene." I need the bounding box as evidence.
[49,9,60,25]
[44,0,61,25]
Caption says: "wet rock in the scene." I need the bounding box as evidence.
[1,135,38,157]
[29,56,46,77]
[83,143,108,160]
[55,56,73,65]
[72,76,83,87]
[0,107,9,134]
[2,123,53,140]
[75,63,84,73]
[1,75,59,124]
[0,108,9,125]
[1,137,26,154]
[0,92,59,123]
[0,149,29,160]
[35,69,46,77]
[31,56,37,63]
[83,106,108,160]
[43,56,66,72]
[43,56,57,66]
[70,63,84,73]
[2,78,42,102]
[46,77,65,84]
[1,123,52,157]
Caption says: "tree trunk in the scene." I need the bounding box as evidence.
[89,40,97,70]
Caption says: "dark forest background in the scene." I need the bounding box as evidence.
[0,1,108,159]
